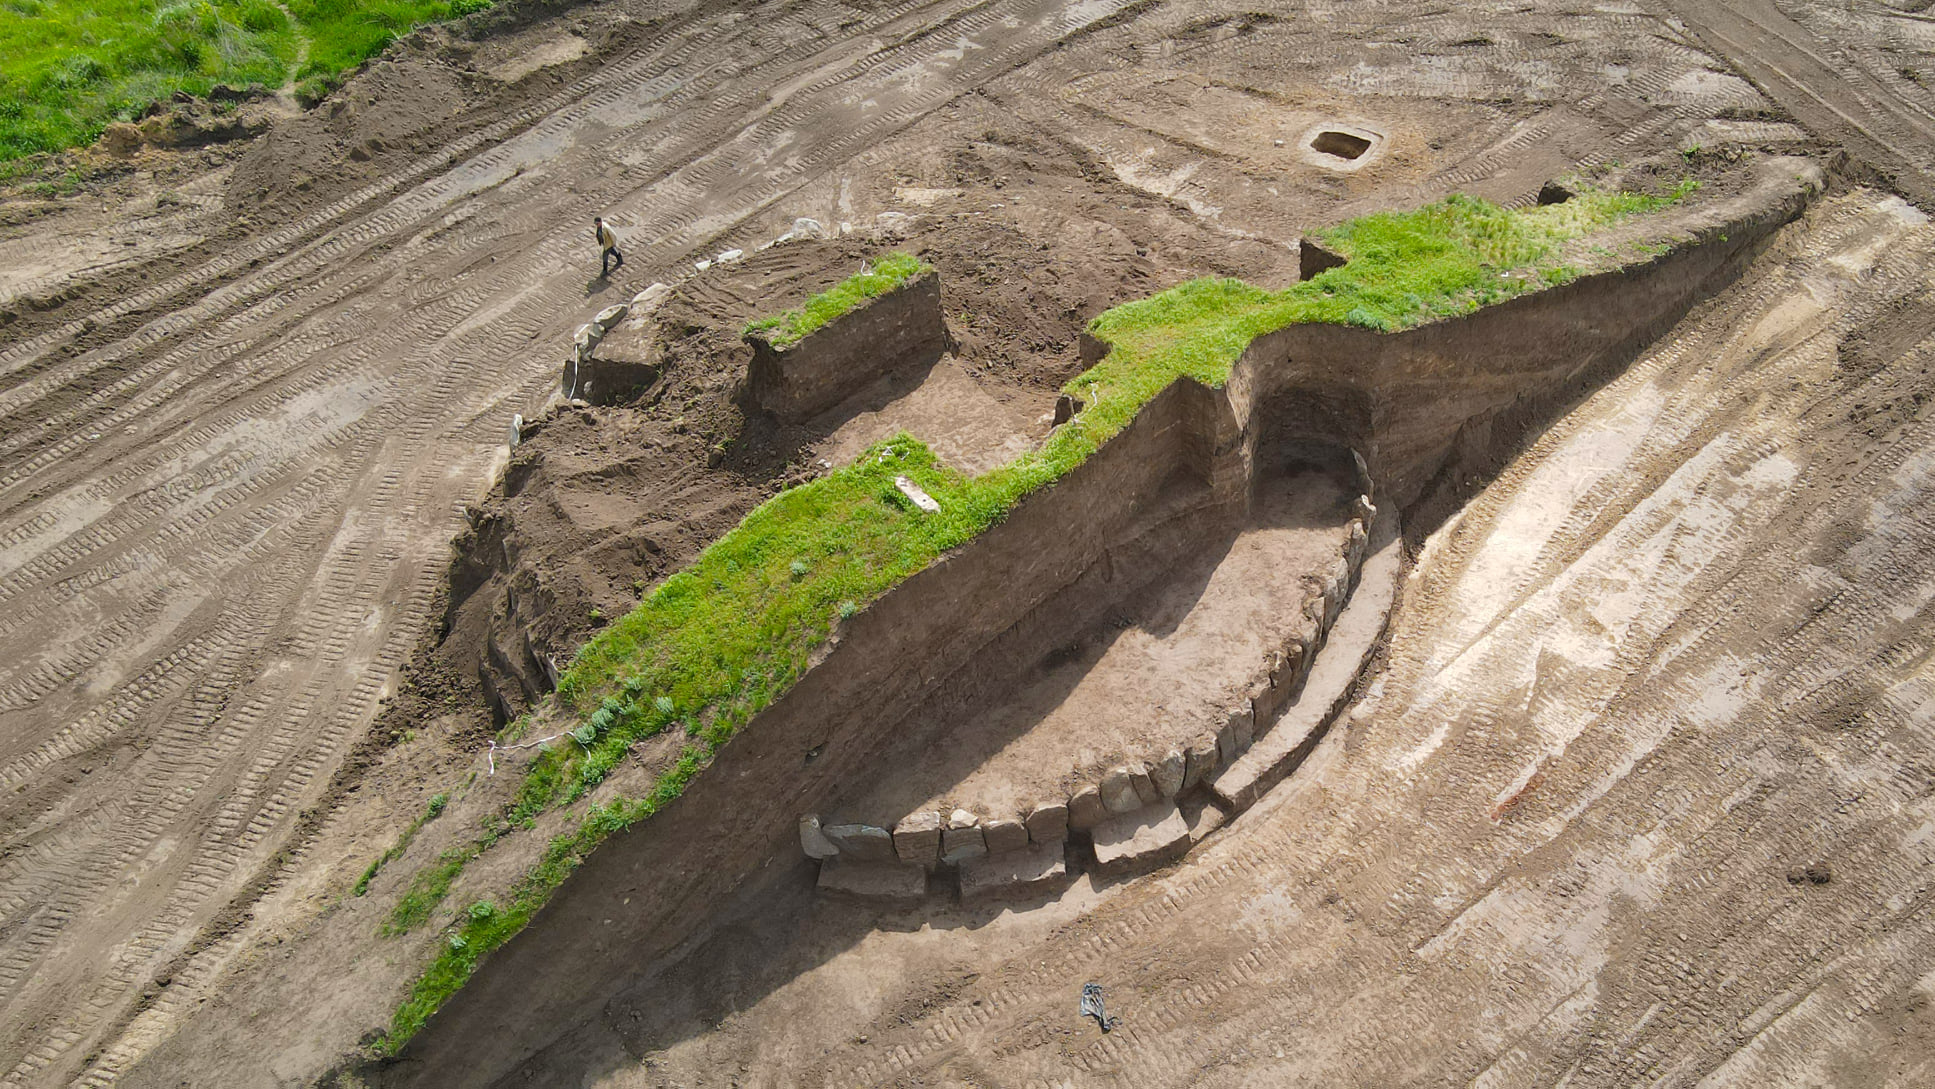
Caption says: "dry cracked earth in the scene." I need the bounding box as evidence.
[3,0,1935,1086]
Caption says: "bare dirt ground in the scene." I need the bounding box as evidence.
[1,0,1932,1085]
[520,184,1935,1089]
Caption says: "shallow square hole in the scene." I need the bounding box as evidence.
[1310,130,1372,161]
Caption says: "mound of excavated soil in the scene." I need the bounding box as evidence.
[446,215,1203,721]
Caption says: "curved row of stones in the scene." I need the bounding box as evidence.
[801,493,1377,905]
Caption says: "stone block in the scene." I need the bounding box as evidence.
[824,823,894,863]
[1129,761,1160,807]
[817,858,928,904]
[1217,721,1238,765]
[593,302,629,330]
[959,843,1067,903]
[892,812,942,868]
[1151,749,1186,798]
[1183,735,1219,790]
[1068,785,1108,830]
[1091,802,1192,877]
[1025,801,1069,844]
[1100,766,1140,814]
[799,814,838,860]
[983,818,1029,856]
[940,824,988,866]
[631,282,671,310]
[1347,520,1369,559]
[1230,705,1256,750]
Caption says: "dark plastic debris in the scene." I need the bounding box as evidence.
[1080,982,1121,1033]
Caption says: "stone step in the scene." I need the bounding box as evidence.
[1091,800,1191,877]
[1209,509,1402,813]
[816,858,929,903]
[959,841,1069,902]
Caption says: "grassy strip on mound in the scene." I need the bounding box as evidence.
[353,789,450,898]
[376,183,1692,1053]
[743,251,931,348]
[0,0,490,161]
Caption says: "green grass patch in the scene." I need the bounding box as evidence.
[352,790,449,897]
[0,0,493,161]
[377,185,1696,1052]
[744,251,931,347]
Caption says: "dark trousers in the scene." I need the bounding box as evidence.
[601,246,624,276]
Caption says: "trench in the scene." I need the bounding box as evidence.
[377,161,1819,1086]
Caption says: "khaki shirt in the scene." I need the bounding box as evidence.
[596,222,617,250]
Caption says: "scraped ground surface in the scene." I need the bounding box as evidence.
[497,186,1935,1089]
[0,0,1932,1085]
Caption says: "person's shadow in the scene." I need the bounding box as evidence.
[584,274,621,297]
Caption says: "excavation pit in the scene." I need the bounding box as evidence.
[825,461,1361,841]
[1310,129,1371,161]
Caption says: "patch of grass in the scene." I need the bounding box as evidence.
[352,791,449,897]
[383,843,475,935]
[377,186,1695,1050]
[0,0,495,162]
[744,251,931,347]
[0,0,297,158]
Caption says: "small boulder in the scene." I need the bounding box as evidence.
[940,823,988,866]
[1183,735,1220,790]
[799,814,838,860]
[1025,801,1069,844]
[1151,749,1186,798]
[892,812,943,868]
[1100,766,1140,814]
[983,818,1028,856]
[824,823,895,863]
[1068,785,1109,830]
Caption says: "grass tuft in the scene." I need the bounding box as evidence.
[0,0,495,161]
[744,252,931,347]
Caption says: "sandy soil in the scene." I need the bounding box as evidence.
[0,0,1930,1085]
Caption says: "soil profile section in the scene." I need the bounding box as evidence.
[747,272,950,421]
[1227,179,1818,527]
[383,180,1814,1086]
[384,377,1223,1084]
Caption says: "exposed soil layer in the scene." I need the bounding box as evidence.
[850,465,1357,825]
[508,184,1935,1089]
[1,0,1929,1085]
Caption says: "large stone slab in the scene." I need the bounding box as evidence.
[893,812,942,868]
[1211,510,1402,813]
[958,843,1068,902]
[817,858,929,904]
[824,823,895,863]
[1090,801,1191,877]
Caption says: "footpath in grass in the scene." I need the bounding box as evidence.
[0,0,489,162]
[375,183,1692,1052]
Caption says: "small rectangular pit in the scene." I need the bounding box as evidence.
[1310,130,1372,161]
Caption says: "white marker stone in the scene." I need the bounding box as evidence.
[894,476,940,513]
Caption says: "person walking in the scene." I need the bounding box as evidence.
[595,216,624,277]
